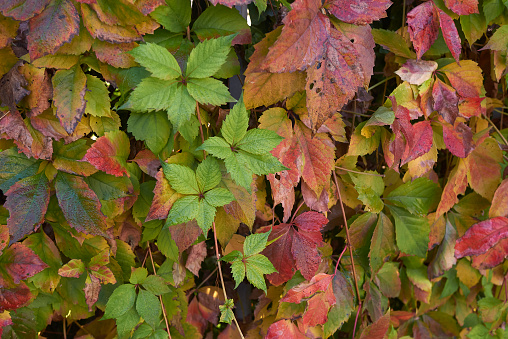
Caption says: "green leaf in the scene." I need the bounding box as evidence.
[53,140,98,176]
[192,5,249,41]
[187,78,235,105]
[126,77,177,112]
[483,0,504,24]
[54,172,108,236]
[204,188,235,207]
[483,25,508,51]
[196,157,221,192]
[219,298,235,324]
[245,254,276,293]
[128,111,171,155]
[185,35,234,78]
[166,195,199,226]
[129,267,148,285]
[221,96,248,145]
[84,172,131,201]
[167,83,196,132]
[116,307,140,339]
[369,212,396,273]
[136,289,161,329]
[199,137,233,159]
[0,148,39,192]
[157,228,179,262]
[58,259,85,278]
[142,275,170,295]
[243,231,270,257]
[103,284,137,319]
[460,13,487,46]
[85,74,111,117]
[350,172,384,213]
[236,129,284,155]
[130,43,182,80]
[388,205,429,258]
[150,0,191,33]
[371,28,416,58]
[231,260,246,288]
[161,163,199,194]
[221,250,243,262]
[386,177,441,216]
[195,199,218,232]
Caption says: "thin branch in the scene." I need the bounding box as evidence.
[368,75,395,92]
[148,245,172,339]
[332,170,362,338]
[187,267,219,297]
[335,166,385,177]
[212,222,245,339]
[63,317,67,339]
[485,115,508,146]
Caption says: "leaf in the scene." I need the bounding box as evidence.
[490,179,508,218]
[243,231,270,257]
[221,97,248,145]
[266,319,306,339]
[388,205,429,257]
[324,0,391,24]
[260,211,328,285]
[166,83,196,131]
[58,259,85,278]
[386,177,441,216]
[51,64,87,134]
[433,80,459,126]
[442,121,474,158]
[147,169,181,221]
[5,172,49,243]
[465,138,502,200]
[0,148,39,192]
[83,130,130,177]
[53,139,98,176]
[191,4,251,45]
[84,74,110,118]
[370,212,397,273]
[128,111,171,155]
[350,171,384,213]
[103,283,137,319]
[436,8,462,62]
[168,220,202,253]
[436,159,468,218]
[136,289,161,328]
[150,0,191,33]
[27,0,80,60]
[455,217,508,258]
[185,242,207,276]
[395,60,438,86]
[440,60,483,98]
[371,28,416,59]
[262,0,330,73]
[142,275,170,295]
[0,243,48,288]
[444,0,479,15]
[243,27,305,109]
[186,77,235,105]
[359,312,391,339]
[219,299,234,324]
[323,271,355,333]
[157,228,179,262]
[204,188,234,207]
[185,35,234,78]
[130,43,181,80]
[54,172,108,236]
[407,1,440,59]
[162,163,199,194]
[0,282,32,312]
[0,0,51,21]
[245,254,276,293]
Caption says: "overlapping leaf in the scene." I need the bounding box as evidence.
[83,130,130,177]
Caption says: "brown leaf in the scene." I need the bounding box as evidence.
[185,242,207,276]
[20,64,52,117]
[169,220,202,253]
[490,179,508,218]
[432,79,459,124]
[0,61,30,114]
[92,40,137,68]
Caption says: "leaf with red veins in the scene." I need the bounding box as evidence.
[435,159,467,218]
[5,172,50,243]
[27,0,79,60]
[0,281,32,312]
[90,265,116,284]
[395,60,438,86]
[441,61,483,98]
[442,121,474,158]
[0,243,48,288]
[186,242,207,276]
[83,130,130,177]
[209,0,253,7]
[260,211,328,285]
[444,0,478,15]
[325,0,391,24]
[169,220,202,253]
[0,0,51,21]
[436,9,461,63]
[262,0,330,73]
[433,79,459,124]
[132,149,160,178]
[407,1,439,60]
[455,217,508,259]
[306,28,364,130]
[266,320,307,339]
[58,259,85,278]
[146,169,181,221]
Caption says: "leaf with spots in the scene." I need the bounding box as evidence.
[0,0,51,21]
[83,130,130,177]
[444,0,479,15]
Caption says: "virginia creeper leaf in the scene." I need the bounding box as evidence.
[369,212,397,273]
[395,60,438,86]
[0,0,51,21]
[83,130,130,177]
[147,169,181,221]
[103,283,137,319]
[52,139,98,176]
[127,111,171,155]
[0,148,39,192]
[58,259,85,278]
[192,4,251,44]
[388,205,429,257]
[136,288,161,329]
[324,0,391,24]
[266,320,306,339]
[129,43,181,80]
[185,35,234,79]
[465,138,502,200]
[0,243,48,288]
[490,179,508,218]
[386,177,441,216]
[150,0,191,33]
[84,74,110,118]
[186,77,236,105]
[444,0,479,15]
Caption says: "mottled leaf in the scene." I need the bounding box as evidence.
[83,130,130,177]
[395,59,438,86]
[325,0,391,24]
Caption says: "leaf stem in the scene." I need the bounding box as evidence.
[290,200,305,224]
[148,245,172,339]
[335,166,385,177]
[332,170,362,338]
[368,75,395,92]
[334,246,348,275]
[485,115,508,146]
[212,221,245,339]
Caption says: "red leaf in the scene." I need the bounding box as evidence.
[435,159,467,218]
[0,113,33,158]
[455,217,508,258]
[132,150,160,177]
[0,311,13,336]
[266,320,307,339]
[0,243,48,288]
[0,0,51,21]
[465,138,502,200]
[83,273,101,312]
[442,121,474,158]
[441,60,483,98]
[407,1,439,60]
[471,238,508,269]
[301,180,329,213]
[27,0,80,60]
[169,220,202,253]
[83,130,130,177]
[135,0,165,15]
[0,281,32,312]
[262,0,330,73]
[458,97,484,118]
[5,172,50,243]
[186,242,207,276]
[260,211,327,285]
[432,79,459,124]
[359,312,391,339]
[436,9,461,63]
[209,0,253,7]
[92,40,137,68]
[325,0,391,24]
[444,0,479,16]
[281,273,334,303]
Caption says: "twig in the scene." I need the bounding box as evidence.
[335,166,385,177]
[212,222,245,339]
[148,245,172,339]
[63,317,67,339]
[186,267,219,297]
[368,75,395,92]
[485,115,508,146]
[332,171,362,338]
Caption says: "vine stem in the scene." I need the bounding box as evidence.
[212,222,245,339]
[148,245,172,339]
[368,75,395,92]
[485,115,508,146]
[332,170,362,338]
[335,166,385,177]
